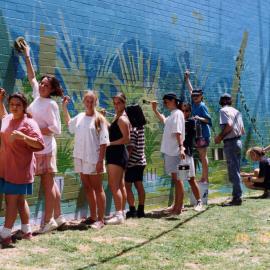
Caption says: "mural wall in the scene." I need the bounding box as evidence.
[0,0,270,224]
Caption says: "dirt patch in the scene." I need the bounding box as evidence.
[235,233,250,243]
[184,262,203,270]
[258,232,270,243]
[77,244,91,253]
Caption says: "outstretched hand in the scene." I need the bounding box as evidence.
[0,88,6,102]
[184,70,190,80]
[21,40,30,58]
[62,96,71,107]
[151,101,158,111]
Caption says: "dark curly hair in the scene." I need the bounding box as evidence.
[8,92,32,118]
[40,74,63,97]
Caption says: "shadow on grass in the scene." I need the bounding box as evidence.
[76,204,216,270]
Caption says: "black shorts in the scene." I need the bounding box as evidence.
[106,145,128,169]
[125,165,146,183]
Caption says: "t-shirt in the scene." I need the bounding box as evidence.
[0,114,44,184]
[184,118,196,156]
[192,101,211,138]
[127,127,146,167]
[27,79,61,154]
[161,109,185,156]
[258,157,270,188]
[68,112,109,163]
[219,106,244,140]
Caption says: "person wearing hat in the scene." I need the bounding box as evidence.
[151,93,186,215]
[105,92,130,225]
[215,93,245,206]
[184,71,212,184]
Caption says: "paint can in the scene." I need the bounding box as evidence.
[177,160,190,181]
[190,182,208,205]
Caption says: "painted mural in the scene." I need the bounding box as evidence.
[0,0,270,224]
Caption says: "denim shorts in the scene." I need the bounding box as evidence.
[0,178,33,195]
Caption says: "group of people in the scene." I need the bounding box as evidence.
[0,42,269,250]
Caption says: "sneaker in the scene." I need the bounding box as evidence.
[55,215,67,228]
[222,198,242,207]
[194,201,204,212]
[126,210,137,219]
[90,221,105,230]
[12,230,32,241]
[80,217,96,225]
[105,214,125,225]
[38,218,58,234]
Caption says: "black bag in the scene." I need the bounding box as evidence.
[125,104,146,128]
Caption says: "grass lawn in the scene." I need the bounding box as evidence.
[1,194,270,270]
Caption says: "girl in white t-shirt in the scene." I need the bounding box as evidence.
[62,91,109,229]
[22,43,66,233]
[151,93,186,215]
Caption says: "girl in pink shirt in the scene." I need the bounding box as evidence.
[0,91,44,248]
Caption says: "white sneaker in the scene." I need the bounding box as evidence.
[55,215,66,227]
[38,218,58,234]
[91,221,105,230]
[105,214,124,225]
[194,201,204,212]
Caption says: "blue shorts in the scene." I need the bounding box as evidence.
[0,178,33,195]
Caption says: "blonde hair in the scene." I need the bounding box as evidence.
[83,90,105,134]
[246,147,265,159]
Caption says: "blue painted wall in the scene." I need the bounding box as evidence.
[0,0,270,223]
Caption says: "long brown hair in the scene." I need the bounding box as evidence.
[41,74,63,97]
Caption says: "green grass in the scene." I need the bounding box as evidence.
[1,194,270,270]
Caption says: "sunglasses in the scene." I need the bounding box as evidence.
[191,94,201,98]
[183,110,191,113]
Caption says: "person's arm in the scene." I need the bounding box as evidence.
[184,70,193,95]
[109,116,130,145]
[263,145,270,152]
[96,144,107,173]
[43,101,61,136]
[10,130,44,150]
[175,133,185,159]
[62,96,71,126]
[22,42,36,84]
[151,101,166,124]
[214,123,233,144]
[0,88,7,119]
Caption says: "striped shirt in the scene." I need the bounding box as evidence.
[127,127,147,167]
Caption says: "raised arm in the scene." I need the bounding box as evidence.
[184,70,193,95]
[21,42,36,85]
[151,101,166,124]
[0,88,7,119]
[62,96,71,126]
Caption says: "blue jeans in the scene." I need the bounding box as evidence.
[223,138,242,199]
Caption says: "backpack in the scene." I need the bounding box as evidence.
[125,104,146,127]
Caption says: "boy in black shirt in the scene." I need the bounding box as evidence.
[181,103,204,211]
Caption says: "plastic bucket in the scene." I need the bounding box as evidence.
[177,162,190,181]
[190,182,208,205]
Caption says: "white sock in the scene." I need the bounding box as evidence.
[0,227,12,239]
[21,224,32,234]
[115,211,122,217]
